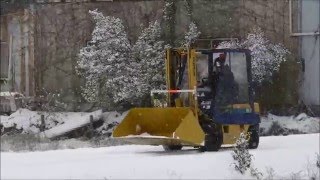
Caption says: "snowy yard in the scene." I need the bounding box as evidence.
[1,1,319,179]
[1,133,319,179]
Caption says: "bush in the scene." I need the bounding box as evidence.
[255,59,300,116]
[264,121,304,136]
[231,132,262,179]
[267,121,287,136]
[232,133,252,174]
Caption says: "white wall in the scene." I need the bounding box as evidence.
[301,0,320,106]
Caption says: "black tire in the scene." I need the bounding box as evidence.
[203,133,222,151]
[163,145,183,151]
[200,121,223,152]
[248,124,260,149]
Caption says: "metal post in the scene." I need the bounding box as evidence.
[40,114,45,132]
[89,115,94,137]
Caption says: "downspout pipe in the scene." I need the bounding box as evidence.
[289,0,320,36]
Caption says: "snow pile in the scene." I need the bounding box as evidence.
[95,111,128,136]
[1,109,44,134]
[0,116,9,122]
[40,110,102,139]
[1,108,102,136]
[126,132,169,139]
[0,91,24,97]
[260,113,320,136]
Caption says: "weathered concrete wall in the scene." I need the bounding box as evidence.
[174,0,298,53]
[238,0,299,55]
[33,0,300,102]
[33,1,165,103]
[0,9,35,96]
[158,0,300,54]
[1,0,301,106]
[174,0,241,41]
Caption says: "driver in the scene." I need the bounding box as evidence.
[212,53,227,91]
[212,53,239,109]
[213,53,226,73]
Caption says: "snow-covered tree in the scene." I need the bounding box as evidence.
[216,40,239,49]
[77,9,132,103]
[217,28,289,82]
[232,132,262,179]
[77,10,167,106]
[183,22,201,48]
[80,78,99,103]
[132,21,166,102]
[241,28,289,82]
[163,0,174,22]
[232,132,252,174]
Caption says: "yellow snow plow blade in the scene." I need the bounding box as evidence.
[112,107,205,146]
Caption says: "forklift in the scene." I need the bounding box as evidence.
[113,48,260,151]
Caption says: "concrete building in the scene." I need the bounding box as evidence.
[293,0,320,113]
[0,7,35,96]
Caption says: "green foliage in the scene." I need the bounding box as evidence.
[256,57,300,115]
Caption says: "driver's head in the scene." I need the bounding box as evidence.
[219,53,226,61]
[215,53,226,70]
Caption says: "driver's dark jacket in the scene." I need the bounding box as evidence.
[213,65,239,110]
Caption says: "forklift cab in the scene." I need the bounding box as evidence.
[195,49,260,125]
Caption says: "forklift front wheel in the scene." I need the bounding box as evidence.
[200,132,223,152]
[163,145,183,151]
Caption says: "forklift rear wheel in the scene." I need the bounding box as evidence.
[248,125,259,149]
[199,121,223,152]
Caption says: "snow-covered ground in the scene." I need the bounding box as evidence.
[1,133,319,179]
